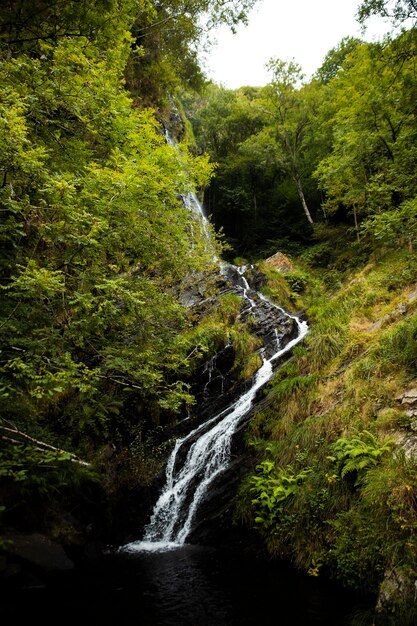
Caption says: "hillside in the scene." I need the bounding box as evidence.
[2,1,417,624]
[236,233,417,623]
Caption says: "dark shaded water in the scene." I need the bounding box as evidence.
[2,544,372,625]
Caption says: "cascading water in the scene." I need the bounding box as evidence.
[121,188,308,554]
[4,133,372,626]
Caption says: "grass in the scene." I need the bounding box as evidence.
[238,239,417,617]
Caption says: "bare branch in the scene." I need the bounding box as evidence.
[0,425,90,466]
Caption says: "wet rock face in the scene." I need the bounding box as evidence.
[393,386,417,459]
[218,263,298,356]
[376,566,417,616]
[167,266,301,545]
[115,263,304,548]
[182,265,298,431]
[243,294,297,360]
[1,532,75,594]
[6,533,74,571]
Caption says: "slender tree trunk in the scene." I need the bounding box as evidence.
[353,204,360,242]
[280,129,314,224]
[282,130,314,224]
[293,171,314,224]
[0,425,90,466]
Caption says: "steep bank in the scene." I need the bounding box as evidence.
[237,235,417,624]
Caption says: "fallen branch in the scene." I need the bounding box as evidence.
[0,425,90,467]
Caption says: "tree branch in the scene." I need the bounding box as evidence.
[0,425,90,466]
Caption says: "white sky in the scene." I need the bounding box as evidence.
[201,0,394,88]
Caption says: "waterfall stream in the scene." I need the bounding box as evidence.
[121,188,308,554]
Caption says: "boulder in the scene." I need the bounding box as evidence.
[5,532,74,571]
[264,252,294,273]
[376,566,417,616]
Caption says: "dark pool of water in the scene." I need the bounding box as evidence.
[1,544,372,625]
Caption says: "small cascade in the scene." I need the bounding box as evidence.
[164,129,213,245]
[181,191,209,225]
[120,142,309,554]
[122,265,308,554]
[203,355,225,397]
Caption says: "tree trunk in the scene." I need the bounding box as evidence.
[353,204,360,242]
[293,171,314,224]
[282,129,314,225]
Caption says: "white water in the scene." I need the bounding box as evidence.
[122,273,308,554]
[121,149,308,554]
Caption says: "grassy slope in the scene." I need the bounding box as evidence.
[237,229,417,623]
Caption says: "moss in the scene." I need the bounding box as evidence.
[257,260,295,311]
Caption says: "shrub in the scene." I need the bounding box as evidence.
[328,430,394,487]
[249,459,312,531]
[285,270,309,293]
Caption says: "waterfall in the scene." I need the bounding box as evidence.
[120,146,309,554]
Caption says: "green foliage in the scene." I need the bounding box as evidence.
[0,437,101,537]
[229,325,263,379]
[376,312,417,371]
[216,293,243,324]
[328,431,394,486]
[328,452,417,593]
[284,270,309,293]
[257,261,294,311]
[299,241,335,267]
[268,372,317,404]
[185,79,320,257]
[0,442,94,489]
[124,0,259,106]
[261,59,317,226]
[305,318,348,369]
[3,4,417,620]
[358,0,417,26]
[314,31,417,240]
[237,239,417,610]
[315,37,363,84]
[0,0,243,538]
[249,458,312,531]
[0,14,222,436]
[361,198,417,250]
[328,506,387,589]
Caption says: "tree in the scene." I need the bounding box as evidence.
[315,36,362,84]
[185,83,274,253]
[314,34,417,237]
[262,59,315,225]
[0,0,145,52]
[0,0,222,463]
[185,73,325,256]
[358,0,417,26]
[125,0,260,106]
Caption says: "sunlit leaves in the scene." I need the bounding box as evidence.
[249,459,312,531]
[0,0,222,448]
[314,35,417,236]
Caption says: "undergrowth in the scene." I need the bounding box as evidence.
[238,237,417,620]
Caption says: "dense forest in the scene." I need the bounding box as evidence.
[2,0,417,623]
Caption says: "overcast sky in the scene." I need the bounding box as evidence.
[201,0,393,88]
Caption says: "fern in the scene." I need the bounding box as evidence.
[249,460,312,530]
[328,430,394,486]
